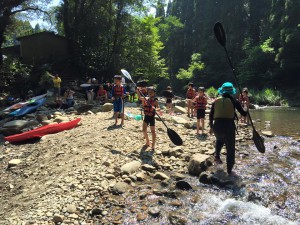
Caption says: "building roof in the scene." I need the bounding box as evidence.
[17,31,66,41]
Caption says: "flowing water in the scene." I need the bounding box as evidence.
[121,108,300,224]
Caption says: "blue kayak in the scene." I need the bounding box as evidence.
[9,98,46,117]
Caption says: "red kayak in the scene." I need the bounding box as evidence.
[4,118,81,143]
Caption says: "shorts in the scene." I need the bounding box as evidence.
[144,115,155,126]
[197,109,205,119]
[53,87,60,96]
[113,98,124,113]
[166,99,172,104]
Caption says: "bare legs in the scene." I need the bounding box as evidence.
[143,122,156,149]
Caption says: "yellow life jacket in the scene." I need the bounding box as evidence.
[213,97,235,119]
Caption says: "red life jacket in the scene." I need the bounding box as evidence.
[196,96,207,109]
[112,85,124,97]
[186,88,195,99]
[144,97,157,116]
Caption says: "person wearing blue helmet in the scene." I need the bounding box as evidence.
[209,82,247,176]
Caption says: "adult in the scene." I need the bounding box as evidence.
[85,77,94,104]
[209,82,247,175]
[92,78,99,100]
[49,73,62,100]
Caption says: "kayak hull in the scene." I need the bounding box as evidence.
[4,118,81,143]
[9,98,46,117]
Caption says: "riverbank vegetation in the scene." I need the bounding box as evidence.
[1,0,299,106]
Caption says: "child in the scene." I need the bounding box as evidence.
[239,88,250,124]
[96,85,108,104]
[186,82,196,118]
[165,86,174,115]
[137,86,160,150]
[64,88,75,107]
[111,75,127,126]
[193,87,207,135]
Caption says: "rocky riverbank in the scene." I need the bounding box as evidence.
[0,101,254,225]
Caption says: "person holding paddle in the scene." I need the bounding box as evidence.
[137,86,160,150]
[209,82,247,176]
[111,75,126,127]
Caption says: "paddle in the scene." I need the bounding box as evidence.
[213,22,265,153]
[121,69,183,146]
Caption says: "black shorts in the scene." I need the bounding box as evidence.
[144,115,155,126]
[197,109,205,119]
[166,99,172,104]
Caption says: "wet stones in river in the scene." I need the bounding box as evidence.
[168,212,187,225]
[175,180,193,191]
[188,154,211,176]
[262,130,274,137]
[148,207,161,218]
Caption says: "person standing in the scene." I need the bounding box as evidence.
[186,82,196,118]
[111,75,126,126]
[239,87,250,125]
[49,73,62,100]
[209,82,247,176]
[165,86,174,115]
[193,87,207,135]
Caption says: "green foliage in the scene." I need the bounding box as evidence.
[206,86,218,98]
[38,71,53,91]
[250,89,288,106]
[176,53,205,80]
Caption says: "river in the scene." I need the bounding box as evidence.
[122,107,300,224]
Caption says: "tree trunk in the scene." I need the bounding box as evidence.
[0,10,11,65]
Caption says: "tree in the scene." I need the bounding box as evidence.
[155,0,165,18]
[0,0,50,64]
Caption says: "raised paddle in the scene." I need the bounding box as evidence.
[121,69,183,146]
[213,22,265,153]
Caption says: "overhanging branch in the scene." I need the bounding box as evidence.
[10,7,53,25]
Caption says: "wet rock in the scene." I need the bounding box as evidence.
[176,180,193,190]
[91,208,102,216]
[121,160,141,174]
[171,172,186,181]
[168,212,187,225]
[199,170,242,188]
[148,207,160,218]
[170,200,183,207]
[102,103,114,112]
[141,164,156,172]
[174,106,187,114]
[262,130,274,137]
[199,172,211,185]
[188,154,210,176]
[8,159,21,168]
[112,182,130,194]
[53,214,64,223]
[154,172,170,180]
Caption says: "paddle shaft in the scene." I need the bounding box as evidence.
[223,46,255,128]
[126,77,170,129]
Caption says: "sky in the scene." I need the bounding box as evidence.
[30,0,61,28]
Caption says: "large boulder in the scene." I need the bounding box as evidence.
[174,106,187,114]
[0,120,39,135]
[188,154,210,176]
[121,160,141,174]
[102,103,114,112]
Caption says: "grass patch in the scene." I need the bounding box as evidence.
[206,86,218,98]
[250,88,288,106]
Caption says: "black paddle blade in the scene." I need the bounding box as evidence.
[167,128,183,146]
[253,129,265,153]
[214,22,226,47]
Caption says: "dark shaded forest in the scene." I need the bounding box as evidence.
[1,0,300,105]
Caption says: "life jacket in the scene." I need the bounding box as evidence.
[186,88,195,99]
[196,96,207,109]
[144,97,157,117]
[112,85,124,97]
[213,96,235,119]
[98,89,106,96]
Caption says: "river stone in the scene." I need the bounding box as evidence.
[141,164,156,172]
[154,172,170,180]
[121,160,141,174]
[66,204,77,213]
[176,180,193,190]
[188,154,210,176]
[36,114,48,122]
[174,106,187,114]
[148,207,161,218]
[8,159,22,168]
[53,116,69,123]
[3,120,28,129]
[112,182,130,194]
[52,214,64,223]
[168,212,187,225]
[174,100,187,108]
[262,130,274,137]
[169,146,184,157]
[171,172,186,181]
[171,116,189,125]
[136,172,146,181]
[102,103,114,112]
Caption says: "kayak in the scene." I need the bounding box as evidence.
[80,83,92,87]
[9,98,46,117]
[4,118,81,143]
[3,94,47,112]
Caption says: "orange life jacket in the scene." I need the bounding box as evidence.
[186,88,195,99]
[144,97,157,116]
[196,96,207,109]
[112,85,124,97]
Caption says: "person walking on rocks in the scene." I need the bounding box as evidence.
[137,86,160,150]
[193,87,207,135]
[239,87,250,125]
[111,75,127,127]
[49,73,62,100]
[186,82,196,118]
[165,86,174,115]
[209,82,247,176]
